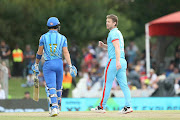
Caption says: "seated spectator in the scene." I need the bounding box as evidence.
[149,69,158,90]
[21,59,35,87]
[21,70,34,87]
[91,64,103,87]
[175,45,180,69]
[127,67,141,89]
[167,67,179,79]
[98,48,108,71]
[174,77,180,95]
[165,63,174,77]
[87,72,92,91]
[23,91,31,100]
[151,68,180,97]
[135,60,145,75]
[0,84,5,99]
[38,72,45,86]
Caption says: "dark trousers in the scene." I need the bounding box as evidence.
[62,89,69,98]
[13,62,23,76]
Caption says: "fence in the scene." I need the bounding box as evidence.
[0,64,8,99]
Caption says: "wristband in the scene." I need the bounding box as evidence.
[36,53,42,60]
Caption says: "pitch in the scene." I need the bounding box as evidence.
[0,111,180,120]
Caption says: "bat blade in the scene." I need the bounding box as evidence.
[33,77,39,102]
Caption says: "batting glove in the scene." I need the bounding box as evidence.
[32,63,40,75]
[69,65,77,77]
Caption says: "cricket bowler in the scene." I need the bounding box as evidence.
[91,14,133,114]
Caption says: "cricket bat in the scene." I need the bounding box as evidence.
[33,74,39,102]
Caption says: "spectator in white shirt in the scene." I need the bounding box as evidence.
[0,84,5,99]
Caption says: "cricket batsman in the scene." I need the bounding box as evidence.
[91,14,133,114]
[32,17,77,117]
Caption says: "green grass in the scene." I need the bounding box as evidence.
[8,77,78,99]
[8,77,47,99]
[0,111,180,120]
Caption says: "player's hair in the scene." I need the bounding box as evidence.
[48,24,59,29]
[106,14,118,26]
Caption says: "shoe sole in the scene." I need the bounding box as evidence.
[50,114,58,117]
[123,111,133,114]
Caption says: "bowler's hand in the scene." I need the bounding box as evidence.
[116,61,121,70]
[98,41,104,48]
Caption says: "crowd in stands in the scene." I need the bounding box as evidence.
[0,39,180,98]
[75,41,180,97]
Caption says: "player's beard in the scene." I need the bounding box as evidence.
[108,26,113,31]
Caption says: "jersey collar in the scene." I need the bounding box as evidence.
[49,30,58,33]
[110,28,118,31]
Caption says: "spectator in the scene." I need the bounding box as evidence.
[165,63,174,77]
[149,69,158,89]
[135,60,145,75]
[62,66,73,97]
[91,64,103,87]
[21,58,35,87]
[12,44,23,77]
[23,91,31,100]
[175,77,180,95]
[0,40,11,67]
[175,45,180,69]
[167,67,180,80]
[87,72,92,90]
[69,42,79,68]
[127,67,141,89]
[126,41,139,53]
[0,40,11,77]
[23,45,35,76]
[84,49,94,72]
[126,41,139,65]
[98,48,108,71]
[38,72,45,86]
[0,84,5,99]
[126,45,136,65]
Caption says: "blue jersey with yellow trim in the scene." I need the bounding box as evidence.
[107,28,125,59]
[39,30,67,60]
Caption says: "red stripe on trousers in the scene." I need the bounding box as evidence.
[100,59,112,109]
[112,39,119,42]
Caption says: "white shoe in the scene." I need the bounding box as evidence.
[91,106,106,113]
[49,107,51,114]
[57,109,60,114]
[50,108,58,117]
[119,107,133,114]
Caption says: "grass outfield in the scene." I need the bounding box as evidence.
[8,77,78,99]
[8,77,47,99]
[0,111,180,120]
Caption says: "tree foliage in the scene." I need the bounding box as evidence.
[0,0,179,51]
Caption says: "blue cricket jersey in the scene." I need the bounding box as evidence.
[39,30,67,60]
[107,28,125,59]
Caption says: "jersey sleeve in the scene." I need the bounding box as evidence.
[62,36,68,47]
[39,35,44,46]
[110,32,119,42]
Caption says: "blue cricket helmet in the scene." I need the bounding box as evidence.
[47,17,60,27]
